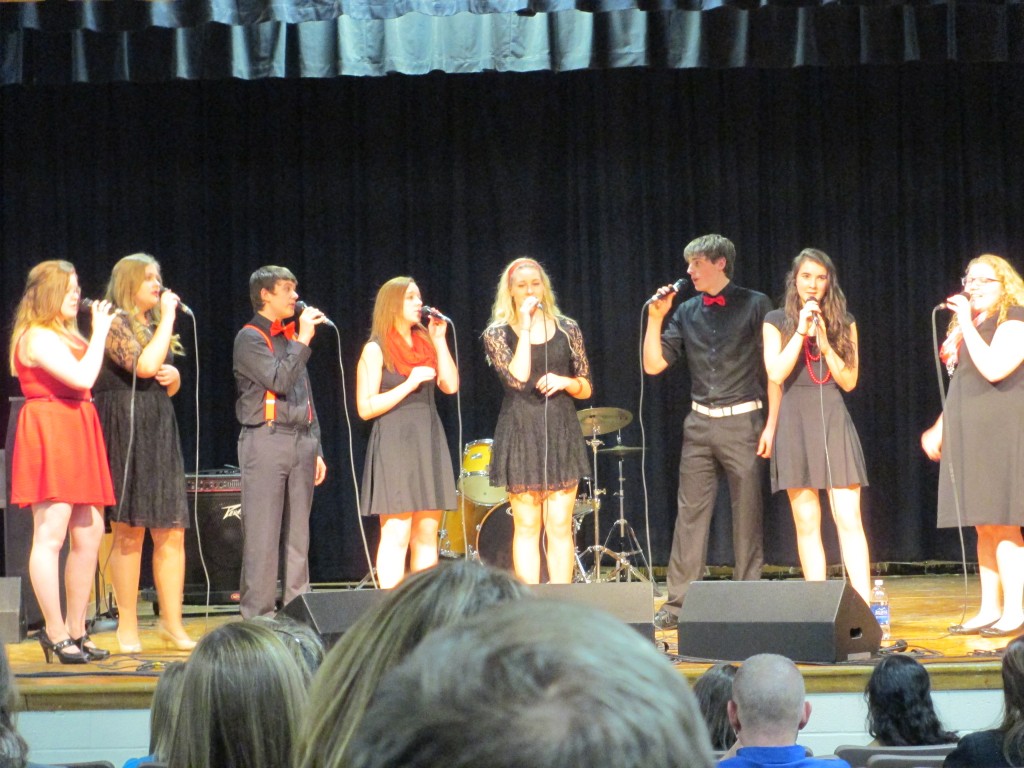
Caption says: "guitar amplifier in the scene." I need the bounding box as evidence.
[143,470,249,608]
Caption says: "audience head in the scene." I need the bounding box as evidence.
[999,636,1024,764]
[0,645,30,768]
[167,621,307,768]
[297,560,530,768]
[342,598,715,768]
[250,615,325,685]
[149,661,187,761]
[694,663,738,751]
[865,654,956,747]
[728,654,810,748]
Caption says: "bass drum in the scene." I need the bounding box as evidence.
[475,502,549,583]
[438,493,489,559]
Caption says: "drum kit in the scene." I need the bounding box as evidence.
[439,406,654,585]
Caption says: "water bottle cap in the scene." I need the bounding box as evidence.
[874,579,883,586]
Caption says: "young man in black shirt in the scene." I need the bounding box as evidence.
[643,234,779,631]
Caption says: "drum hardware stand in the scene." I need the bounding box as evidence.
[598,437,658,591]
[582,434,615,582]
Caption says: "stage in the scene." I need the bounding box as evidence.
[6,572,1013,763]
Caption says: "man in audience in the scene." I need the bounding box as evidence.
[720,653,849,768]
[339,599,716,768]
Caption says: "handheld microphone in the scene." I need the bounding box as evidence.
[646,278,687,305]
[937,291,971,311]
[294,300,336,328]
[80,298,126,316]
[804,299,820,326]
[160,288,194,317]
[421,305,452,324]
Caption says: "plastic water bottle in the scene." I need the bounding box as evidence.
[871,579,891,641]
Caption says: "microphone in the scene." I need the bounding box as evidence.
[294,300,336,328]
[160,288,194,317]
[80,298,126,316]
[421,305,452,324]
[937,291,971,311]
[646,278,687,305]
[804,299,820,326]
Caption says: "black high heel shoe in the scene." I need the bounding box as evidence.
[71,633,111,661]
[37,630,88,665]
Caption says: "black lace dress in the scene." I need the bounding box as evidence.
[93,315,188,529]
[482,318,591,494]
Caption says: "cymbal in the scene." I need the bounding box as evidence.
[578,407,633,436]
[597,445,644,458]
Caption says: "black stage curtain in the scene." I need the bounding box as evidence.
[4,3,1024,85]
[3,65,1023,580]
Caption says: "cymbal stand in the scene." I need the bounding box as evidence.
[582,427,611,582]
[600,433,657,587]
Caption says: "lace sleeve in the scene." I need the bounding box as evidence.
[563,318,591,383]
[105,315,143,372]
[483,325,527,391]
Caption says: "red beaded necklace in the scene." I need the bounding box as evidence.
[804,335,832,385]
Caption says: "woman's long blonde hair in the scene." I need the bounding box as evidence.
[8,260,82,375]
[486,257,564,329]
[946,254,1024,336]
[369,277,429,373]
[105,253,185,356]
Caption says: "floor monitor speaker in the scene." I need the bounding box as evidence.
[277,589,388,648]
[677,580,881,663]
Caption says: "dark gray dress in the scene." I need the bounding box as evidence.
[360,363,457,516]
[938,306,1024,528]
[766,309,869,493]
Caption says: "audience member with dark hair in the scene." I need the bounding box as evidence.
[167,622,307,768]
[866,655,957,748]
[295,560,530,768]
[0,644,49,768]
[250,615,325,685]
[944,636,1024,767]
[694,663,739,752]
[341,599,716,768]
[123,660,187,768]
[720,654,848,768]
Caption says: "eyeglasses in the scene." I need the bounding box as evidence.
[961,276,1001,287]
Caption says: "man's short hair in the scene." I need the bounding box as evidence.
[732,653,806,733]
[343,599,715,768]
[249,265,297,311]
[684,234,736,278]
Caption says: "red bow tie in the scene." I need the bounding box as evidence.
[270,319,295,339]
[703,294,726,307]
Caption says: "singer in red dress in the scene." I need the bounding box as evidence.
[356,277,458,588]
[762,248,871,603]
[922,254,1024,638]
[482,258,592,584]
[93,254,193,653]
[8,260,117,664]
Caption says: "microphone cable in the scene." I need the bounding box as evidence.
[635,306,659,587]
[929,303,971,630]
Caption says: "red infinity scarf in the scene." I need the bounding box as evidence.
[385,328,437,376]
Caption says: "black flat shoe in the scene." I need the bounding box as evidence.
[980,621,1024,638]
[37,630,88,665]
[72,633,111,661]
[949,620,997,635]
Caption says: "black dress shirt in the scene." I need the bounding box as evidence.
[233,314,322,451]
[660,282,772,407]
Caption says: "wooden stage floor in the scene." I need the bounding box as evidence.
[6,573,1011,711]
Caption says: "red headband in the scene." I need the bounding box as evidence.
[506,258,541,287]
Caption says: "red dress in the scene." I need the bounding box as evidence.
[10,334,116,507]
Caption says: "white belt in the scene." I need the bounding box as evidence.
[691,399,762,418]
